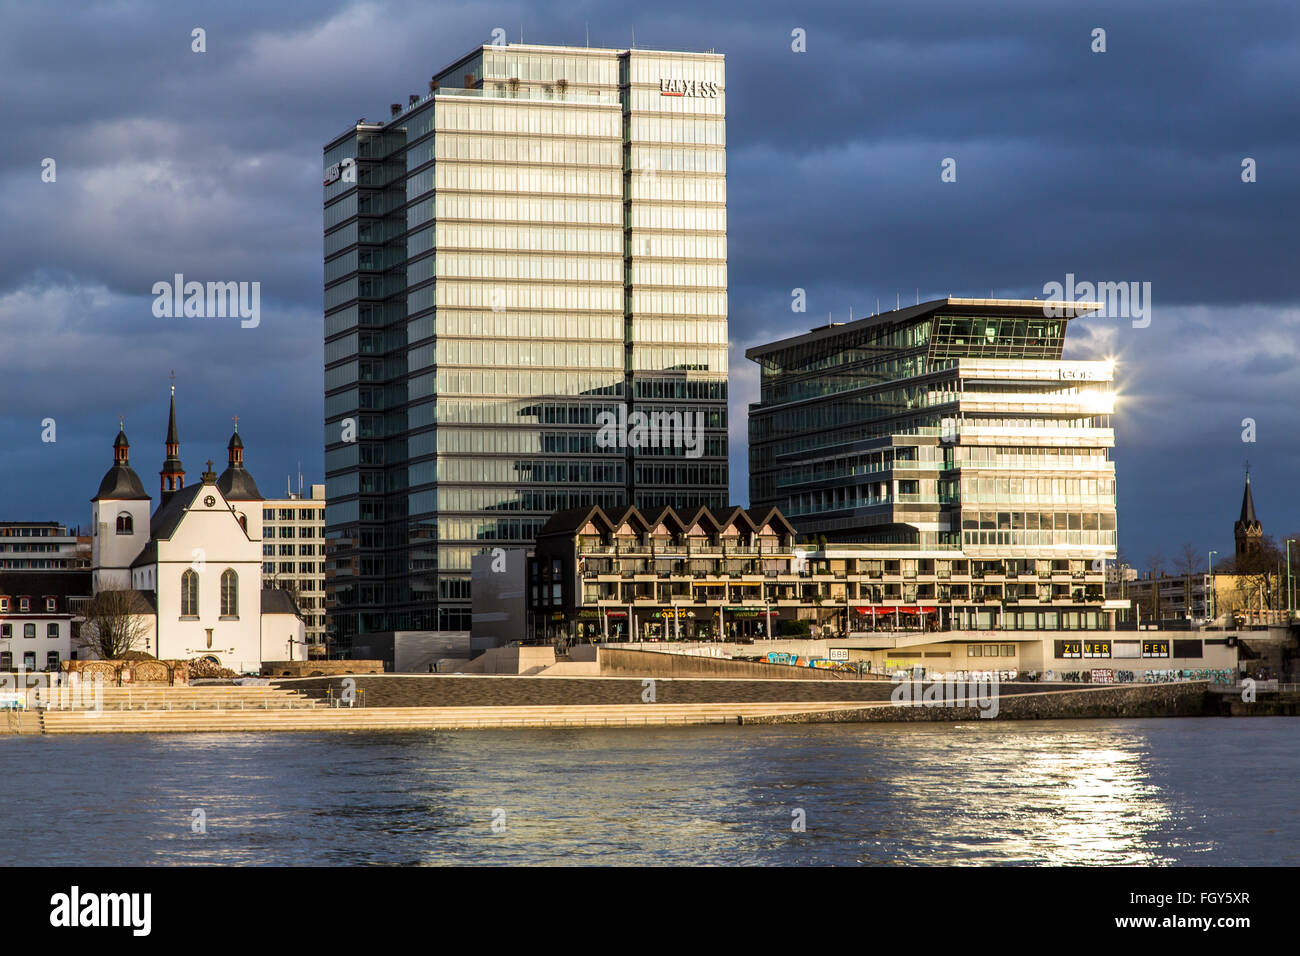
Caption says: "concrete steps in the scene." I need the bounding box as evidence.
[35,685,323,713]
[40,700,888,733]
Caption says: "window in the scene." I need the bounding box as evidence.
[181,569,199,617]
[47,623,58,639]
[0,624,8,638]
[24,624,35,639]
[45,597,56,612]
[0,652,10,670]
[1000,645,1015,656]
[22,652,35,671]
[46,652,60,669]
[968,645,982,658]
[19,598,29,612]
[220,569,238,617]
[984,645,999,657]
[0,598,6,612]
[116,512,133,534]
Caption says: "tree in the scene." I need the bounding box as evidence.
[78,590,151,659]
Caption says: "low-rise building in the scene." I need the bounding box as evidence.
[0,522,90,570]
[530,503,1116,645]
[0,570,92,670]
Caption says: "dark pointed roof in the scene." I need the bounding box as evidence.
[113,429,130,449]
[261,588,303,617]
[1239,472,1259,525]
[166,389,180,445]
[228,431,244,451]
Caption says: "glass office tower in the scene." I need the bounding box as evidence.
[323,44,727,648]
[747,298,1118,630]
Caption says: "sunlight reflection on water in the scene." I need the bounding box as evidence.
[2,718,1295,865]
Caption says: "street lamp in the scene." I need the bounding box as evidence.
[1208,551,1218,624]
[1287,539,1297,620]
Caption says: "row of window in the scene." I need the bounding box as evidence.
[0,597,58,613]
[0,623,61,638]
[179,569,238,618]
[0,651,61,670]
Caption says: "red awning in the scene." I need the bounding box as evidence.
[854,605,938,615]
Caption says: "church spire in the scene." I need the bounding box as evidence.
[1234,465,1263,560]
[160,377,186,500]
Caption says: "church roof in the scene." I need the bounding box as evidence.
[93,463,150,502]
[216,465,262,501]
[129,540,158,569]
[148,482,204,540]
[261,588,302,617]
[1238,473,1260,526]
[166,390,180,445]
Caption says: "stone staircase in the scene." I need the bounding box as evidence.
[38,699,888,734]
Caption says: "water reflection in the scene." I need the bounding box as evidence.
[1,719,1295,865]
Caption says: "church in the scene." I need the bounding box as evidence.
[88,387,304,672]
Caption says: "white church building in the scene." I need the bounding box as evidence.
[89,388,305,672]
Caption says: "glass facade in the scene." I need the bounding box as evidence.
[746,299,1117,627]
[323,44,728,649]
[747,299,1117,551]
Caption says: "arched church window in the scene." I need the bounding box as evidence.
[116,513,133,535]
[220,569,238,617]
[181,569,199,617]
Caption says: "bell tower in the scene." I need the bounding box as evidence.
[1234,466,1263,560]
[160,378,186,502]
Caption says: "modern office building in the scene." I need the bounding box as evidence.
[262,483,327,656]
[323,42,728,647]
[0,523,90,571]
[746,297,1119,629]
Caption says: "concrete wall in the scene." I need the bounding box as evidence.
[743,681,1211,723]
[261,660,384,677]
[271,674,1079,708]
[471,549,528,653]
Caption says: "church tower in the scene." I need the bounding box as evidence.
[159,384,186,502]
[217,423,264,540]
[1234,469,1263,560]
[91,424,152,592]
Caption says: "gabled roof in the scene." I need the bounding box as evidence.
[538,505,614,539]
[148,483,204,540]
[261,588,302,617]
[745,507,797,537]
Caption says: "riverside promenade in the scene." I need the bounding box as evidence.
[0,671,1218,734]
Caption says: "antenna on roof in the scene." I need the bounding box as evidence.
[632,26,636,48]
[876,297,880,316]
[916,288,919,305]
[896,293,900,311]
[586,22,590,47]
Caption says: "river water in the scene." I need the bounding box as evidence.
[3,718,1296,866]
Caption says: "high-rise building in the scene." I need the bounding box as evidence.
[262,483,327,656]
[323,43,728,647]
[747,298,1118,630]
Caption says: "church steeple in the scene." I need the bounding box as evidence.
[160,380,186,501]
[1234,466,1263,560]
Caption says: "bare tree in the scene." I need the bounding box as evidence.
[78,590,151,659]
[1175,543,1202,576]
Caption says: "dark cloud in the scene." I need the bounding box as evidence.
[1,0,1296,559]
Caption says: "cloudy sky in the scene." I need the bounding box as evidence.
[1,0,1297,567]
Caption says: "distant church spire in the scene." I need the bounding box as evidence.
[1234,465,1262,559]
[160,378,186,500]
